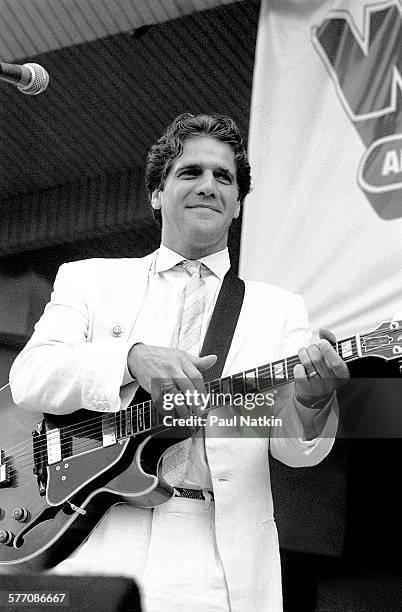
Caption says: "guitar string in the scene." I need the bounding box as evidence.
[4,392,294,478]
[4,337,357,458]
[5,340,357,457]
[1,355,338,475]
[5,409,170,477]
[3,393,261,477]
[3,419,138,475]
[3,344,359,476]
[3,360,300,467]
[2,398,153,457]
[6,417,172,478]
[3,401,159,475]
[3,360,290,455]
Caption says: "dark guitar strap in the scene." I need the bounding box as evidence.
[199,268,245,382]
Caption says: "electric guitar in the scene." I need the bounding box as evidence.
[0,318,401,571]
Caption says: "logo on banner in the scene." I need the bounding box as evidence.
[313,1,402,219]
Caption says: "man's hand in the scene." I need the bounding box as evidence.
[294,328,349,406]
[127,343,217,417]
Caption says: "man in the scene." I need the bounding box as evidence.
[10,113,349,611]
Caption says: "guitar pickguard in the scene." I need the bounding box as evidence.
[46,441,130,505]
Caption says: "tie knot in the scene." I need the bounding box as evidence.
[182,259,202,277]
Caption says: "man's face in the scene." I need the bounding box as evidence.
[152,136,241,258]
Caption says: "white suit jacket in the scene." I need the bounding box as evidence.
[10,254,338,611]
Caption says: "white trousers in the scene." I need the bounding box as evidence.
[53,497,232,612]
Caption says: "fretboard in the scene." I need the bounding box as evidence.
[110,334,361,442]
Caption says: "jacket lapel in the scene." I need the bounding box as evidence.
[122,252,155,338]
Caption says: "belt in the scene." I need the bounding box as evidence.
[174,487,214,501]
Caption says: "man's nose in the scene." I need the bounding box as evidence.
[195,172,217,197]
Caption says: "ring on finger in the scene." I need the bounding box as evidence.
[307,370,318,379]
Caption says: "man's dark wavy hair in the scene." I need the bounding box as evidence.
[145,113,251,228]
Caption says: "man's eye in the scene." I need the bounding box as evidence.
[179,170,198,178]
[216,173,232,184]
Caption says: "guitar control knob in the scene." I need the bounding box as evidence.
[13,507,29,522]
[0,529,13,545]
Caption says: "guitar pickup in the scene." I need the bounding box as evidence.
[46,428,62,465]
[0,450,10,485]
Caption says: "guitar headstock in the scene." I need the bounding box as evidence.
[359,320,402,360]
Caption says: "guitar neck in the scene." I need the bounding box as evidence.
[206,333,360,394]
[115,334,361,442]
[26,319,400,465]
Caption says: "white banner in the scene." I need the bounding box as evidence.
[240,0,402,341]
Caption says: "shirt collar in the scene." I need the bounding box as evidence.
[155,243,230,280]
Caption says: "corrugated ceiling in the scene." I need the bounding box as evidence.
[0,0,259,271]
[0,0,243,62]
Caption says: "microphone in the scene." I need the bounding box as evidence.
[0,62,49,95]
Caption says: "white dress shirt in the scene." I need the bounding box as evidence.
[125,243,231,489]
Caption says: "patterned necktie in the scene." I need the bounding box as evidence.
[177,260,205,356]
[161,260,206,487]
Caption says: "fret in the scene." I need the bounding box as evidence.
[127,407,132,436]
[257,364,272,392]
[138,404,144,431]
[132,405,138,434]
[115,411,120,440]
[116,410,131,441]
[231,372,245,396]
[120,325,392,440]
[355,334,362,358]
[272,359,287,386]
[146,402,152,430]
[220,376,233,399]
[208,379,221,408]
[117,410,122,439]
[285,357,298,383]
[119,410,125,439]
[337,336,355,360]
[244,368,259,393]
[124,409,129,437]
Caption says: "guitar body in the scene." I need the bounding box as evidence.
[0,386,183,571]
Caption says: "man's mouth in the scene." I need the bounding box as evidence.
[187,203,221,213]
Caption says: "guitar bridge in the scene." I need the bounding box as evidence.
[32,421,48,496]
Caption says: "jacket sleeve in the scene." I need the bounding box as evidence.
[9,261,133,415]
[269,293,338,467]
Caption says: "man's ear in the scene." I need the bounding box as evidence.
[233,199,241,219]
[151,190,162,210]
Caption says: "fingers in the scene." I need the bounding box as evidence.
[319,328,337,344]
[131,346,213,419]
[298,339,348,378]
[298,343,328,378]
[295,333,350,401]
[171,363,200,418]
[316,338,349,378]
[194,354,217,371]
[294,355,332,401]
